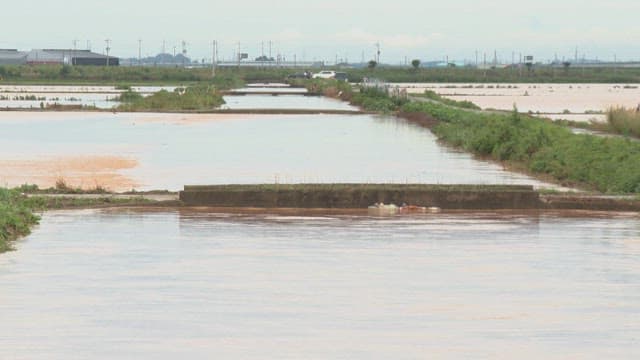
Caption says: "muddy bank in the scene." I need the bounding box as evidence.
[180,184,541,210]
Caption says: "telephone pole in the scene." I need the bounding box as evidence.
[138,39,142,66]
[212,40,217,77]
[105,39,111,67]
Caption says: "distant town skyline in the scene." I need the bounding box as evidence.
[3,0,640,64]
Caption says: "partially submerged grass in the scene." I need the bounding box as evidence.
[17,180,109,195]
[117,84,225,111]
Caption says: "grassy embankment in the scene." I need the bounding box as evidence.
[307,79,640,194]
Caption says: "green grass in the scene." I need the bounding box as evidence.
[350,86,408,113]
[117,84,225,111]
[0,188,42,253]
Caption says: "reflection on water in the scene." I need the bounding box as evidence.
[0,112,558,191]
[0,209,638,359]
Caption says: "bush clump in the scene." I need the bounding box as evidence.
[117,84,225,111]
[606,106,640,138]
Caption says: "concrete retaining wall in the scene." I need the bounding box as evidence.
[179,184,541,210]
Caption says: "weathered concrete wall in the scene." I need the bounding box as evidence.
[540,195,640,212]
[179,184,541,210]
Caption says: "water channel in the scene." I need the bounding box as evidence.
[1,88,638,359]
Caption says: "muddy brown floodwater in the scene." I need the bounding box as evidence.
[0,156,139,190]
[0,209,638,359]
[0,98,562,192]
[398,83,640,122]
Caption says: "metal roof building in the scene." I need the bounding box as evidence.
[40,49,119,66]
[0,49,28,65]
[0,49,119,66]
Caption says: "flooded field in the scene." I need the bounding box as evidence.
[0,208,638,359]
[0,109,557,191]
[0,85,174,109]
[222,94,359,111]
[397,83,640,122]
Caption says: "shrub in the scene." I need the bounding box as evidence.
[606,106,640,137]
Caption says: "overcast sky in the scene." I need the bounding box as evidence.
[3,0,640,63]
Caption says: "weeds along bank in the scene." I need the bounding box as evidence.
[0,189,41,253]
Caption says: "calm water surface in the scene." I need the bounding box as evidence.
[1,209,639,359]
[222,94,359,111]
[0,111,556,191]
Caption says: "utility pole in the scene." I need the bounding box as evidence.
[181,41,187,67]
[72,39,78,65]
[138,39,142,66]
[105,39,111,67]
[375,42,381,64]
[211,40,217,77]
